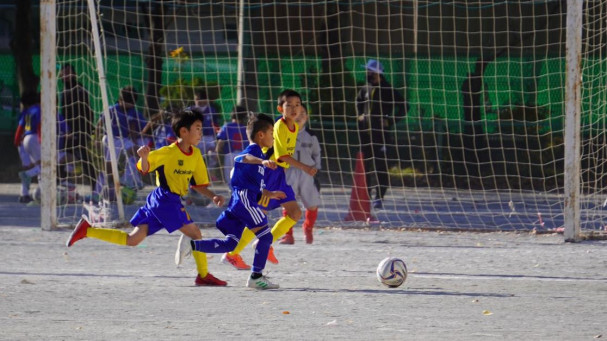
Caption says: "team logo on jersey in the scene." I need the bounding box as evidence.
[178,160,183,166]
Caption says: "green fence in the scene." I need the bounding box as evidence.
[1,53,600,135]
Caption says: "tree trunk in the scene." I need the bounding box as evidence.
[142,2,172,117]
[11,0,38,95]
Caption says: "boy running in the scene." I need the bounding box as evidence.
[66,109,227,286]
[190,113,285,289]
[221,89,318,269]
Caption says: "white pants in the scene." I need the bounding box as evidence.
[286,169,322,209]
[22,134,41,165]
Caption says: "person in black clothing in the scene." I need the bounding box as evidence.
[460,55,498,176]
[59,64,97,192]
[356,59,407,209]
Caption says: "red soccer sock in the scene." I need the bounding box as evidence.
[303,208,318,230]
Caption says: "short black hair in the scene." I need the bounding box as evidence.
[172,108,204,137]
[231,105,249,123]
[247,112,274,142]
[277,89,301,107]
[120,86,138,105]
[20,91,40,106]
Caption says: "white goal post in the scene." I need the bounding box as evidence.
[39,1,605,241]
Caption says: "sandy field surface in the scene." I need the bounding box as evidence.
[1,223,606,340]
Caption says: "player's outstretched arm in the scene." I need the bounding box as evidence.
[279,155,317,176]
[193,186,225,207]
[238,154,278,170]
[262,189,286,200]
[137,145,150,173]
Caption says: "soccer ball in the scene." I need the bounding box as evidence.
[376,257,407,288]
[33,186,69,205]
[120,186,137,205]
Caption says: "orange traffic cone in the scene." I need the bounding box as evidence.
[345,151,376,222]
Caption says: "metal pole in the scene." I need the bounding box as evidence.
[40,0,57,230]
[236,0,245,105]
[563,0,583,242]
[87,0,125,221]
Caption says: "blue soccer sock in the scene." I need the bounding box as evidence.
[251,227,273,273]
[191,236,238,253]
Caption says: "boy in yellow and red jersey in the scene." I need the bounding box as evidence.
[220,89,318,269]
[66,109,227,286]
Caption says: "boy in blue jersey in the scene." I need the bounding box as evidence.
[66,109,228,286]
[221,89,318,269]
[14,91,42,203]
[190,113,285,289]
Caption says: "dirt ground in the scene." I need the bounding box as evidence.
[1,223,605,340]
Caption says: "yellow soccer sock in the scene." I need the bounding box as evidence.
[86,228,127,246]
[228,228,256,256]
[192,250,208,277]
[271,216,297,242]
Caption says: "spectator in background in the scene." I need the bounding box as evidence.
[13,91,41,203]
[189,88,222,180]
[215,105,249,184]
[142,108,177,149]
[95,86,147,200]
[355,59,407,209]
[59,64,97,193]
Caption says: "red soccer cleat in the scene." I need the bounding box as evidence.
[267,245,279,264]
[195,273,227,286]
[221,253,251,270]
[304,227,313,244]
[278,233,294,245]
[66,216,91,247]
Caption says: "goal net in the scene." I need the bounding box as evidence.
[48,1,605,235]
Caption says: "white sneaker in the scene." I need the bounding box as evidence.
[175,234,192,266]
[246,275,279,289]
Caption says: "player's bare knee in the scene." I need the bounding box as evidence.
[288,208,302,221]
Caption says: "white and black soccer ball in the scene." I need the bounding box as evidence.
[376,257,407,288]
[33,186,69,205]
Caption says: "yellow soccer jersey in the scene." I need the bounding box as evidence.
[264,117,299,169]
[137,143,210,196]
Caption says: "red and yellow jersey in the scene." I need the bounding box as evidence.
[264,117,299,169]
[137,142,209,196]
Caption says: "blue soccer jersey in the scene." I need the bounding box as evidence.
[21,104,41,137]
[100,103,147,138]
[189,104,221,137]
[216,122,249,153]
[230,143,266,193]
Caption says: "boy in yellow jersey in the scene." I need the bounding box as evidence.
[220,89,318,269]
[66,109,228,286]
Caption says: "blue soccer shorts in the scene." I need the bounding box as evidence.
[259,167,296,211]
[130,187,193,235]
[217,188,268,236]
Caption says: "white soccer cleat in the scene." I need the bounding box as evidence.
[175,234,192,266]
[246,275,279,289]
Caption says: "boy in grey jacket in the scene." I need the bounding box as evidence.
[282,104,322,244]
